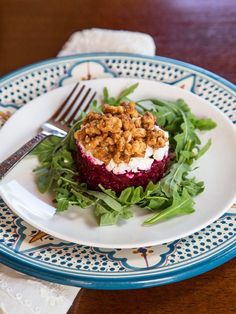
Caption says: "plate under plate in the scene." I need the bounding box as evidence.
[0,53,235,289]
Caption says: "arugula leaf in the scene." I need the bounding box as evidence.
[121,206,133,219]
[114,83,139,105]
[100,211,121,226]
[71,189,95,208]
[174,111,200,159]
[86,190,123,212]
[144,181,162,197]
[176,99,191,113]
[57,198,69,212]
[118,187,133,204]
[32,136,61,163]
[103,83,139,106]
[151,106,176,127]
[151,99,179,113]
[103,87,109,102]
[144,189,195,225]
[94,202,110,215]
[99,185,117,199]
[94,201,133,226]
[160,161,190,197]
[192,117,217,130]
[130,186,143,203]
[35,168,54,193]
[142,196,168,211]
[181,177,204,196]
[90,100,102,113]
[103,87,117,105]
[196,139,212,159]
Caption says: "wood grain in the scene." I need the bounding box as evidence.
[0,0,235,313]
[68,259,236,314]
[0,0,236,83]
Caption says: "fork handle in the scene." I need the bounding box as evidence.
[0,132,48,180]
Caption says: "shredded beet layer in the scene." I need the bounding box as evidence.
[75,144,169,193]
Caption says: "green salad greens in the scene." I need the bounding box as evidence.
[32,84,216,226]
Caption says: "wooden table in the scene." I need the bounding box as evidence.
[1,0,235,313]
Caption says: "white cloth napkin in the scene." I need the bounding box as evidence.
[58,28,155,57]
[0,265,78,314]
[0,28,156,314]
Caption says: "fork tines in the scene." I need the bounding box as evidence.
[53,82,96,125]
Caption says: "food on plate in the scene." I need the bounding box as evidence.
[74,102,169,192]
[32,83,217,226]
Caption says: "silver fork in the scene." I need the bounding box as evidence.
[0,83,96,179]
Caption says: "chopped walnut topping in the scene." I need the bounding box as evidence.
[93,147,111,164]
[114,151,121,164]
[74,102,168,165]
[142,112,156,130]
[132,140,147,156]
[132,128,146,138]
[83,112,102,124]
[97,116,122,133]
[133,117,142,128]
[121,114,135,131]
[103,104,124,115]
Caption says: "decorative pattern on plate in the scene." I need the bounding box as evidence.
[0,53,235,289]
[59,60,117,85]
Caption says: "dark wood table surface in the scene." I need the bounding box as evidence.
[1,0,235,313]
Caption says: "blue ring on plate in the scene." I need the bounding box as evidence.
[0,240,235,289]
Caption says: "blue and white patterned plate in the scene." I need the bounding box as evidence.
[0,53,235,289]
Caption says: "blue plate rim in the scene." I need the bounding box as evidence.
[0,240,235,289]
[0,52,235,289]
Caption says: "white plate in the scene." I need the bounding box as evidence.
[0,78,236,248]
